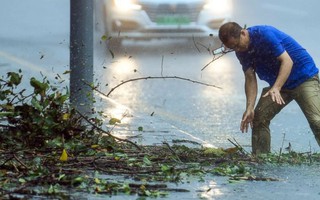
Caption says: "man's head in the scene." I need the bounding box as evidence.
[218,22,249,52]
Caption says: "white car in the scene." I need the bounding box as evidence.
[103,0,232,47]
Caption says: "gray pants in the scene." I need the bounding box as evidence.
[252,75,320,154]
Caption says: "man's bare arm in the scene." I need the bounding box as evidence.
[240,67,257,133]
[262,51,293,104]
[244,67,258,111]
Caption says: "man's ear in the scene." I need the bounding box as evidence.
[240,29,246,36]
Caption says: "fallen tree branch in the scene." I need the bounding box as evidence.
[230,175,282,182]
[172,139,202,146]
[129,183,167,189]
[105,76,222,97]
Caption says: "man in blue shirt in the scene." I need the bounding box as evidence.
[218,22,320,154]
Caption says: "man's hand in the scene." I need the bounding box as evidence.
[262,87,285,105]
[240,109,254,133]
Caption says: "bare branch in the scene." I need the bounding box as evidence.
[105,76,221,97]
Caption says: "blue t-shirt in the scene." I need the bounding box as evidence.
[236,25,318,89]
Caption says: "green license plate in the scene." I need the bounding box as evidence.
[156,15,190,25]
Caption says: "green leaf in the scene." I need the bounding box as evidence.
[73,176,84,184]
[109,118,121,125]
[143,156,152,166]
[145,190,152,196]
[138,126,143,131]
[30,77,49,95]
[7,72,22,86]
[58,174,66,181]
[63,70,71,74]
[203,147,226,157]
[122,183,131,194]
[128,158,137,162]
[31,97,43,110]
[56,94,69,104]
[18,178,26,183]
[32,157,42,166]
[48,185,55,194]
[101,35,107,41]
[0,112,14,117]
[161,164,170,172]
[94,178,101,184]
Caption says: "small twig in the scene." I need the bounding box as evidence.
[0,156,14,167]
[201,54,225,71]
[163,142,182,163]
[227,138,248,155]
[161,55,164,77]
[61,133,65,148]
[201,47,234,71]
[12,161,19,172]
[196,42,211,54]
[233,138,250,155]
[308,141,312,164]
[192,35,201,53]
[13,154,29,170]
[278,133,286,162]
[201,58,215,71]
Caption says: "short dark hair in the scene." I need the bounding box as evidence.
[218,22,243,44]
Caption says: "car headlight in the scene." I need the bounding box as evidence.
[113,0,142,12]
[204,0,232,15]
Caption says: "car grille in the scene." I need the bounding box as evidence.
[141,2,203,22]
